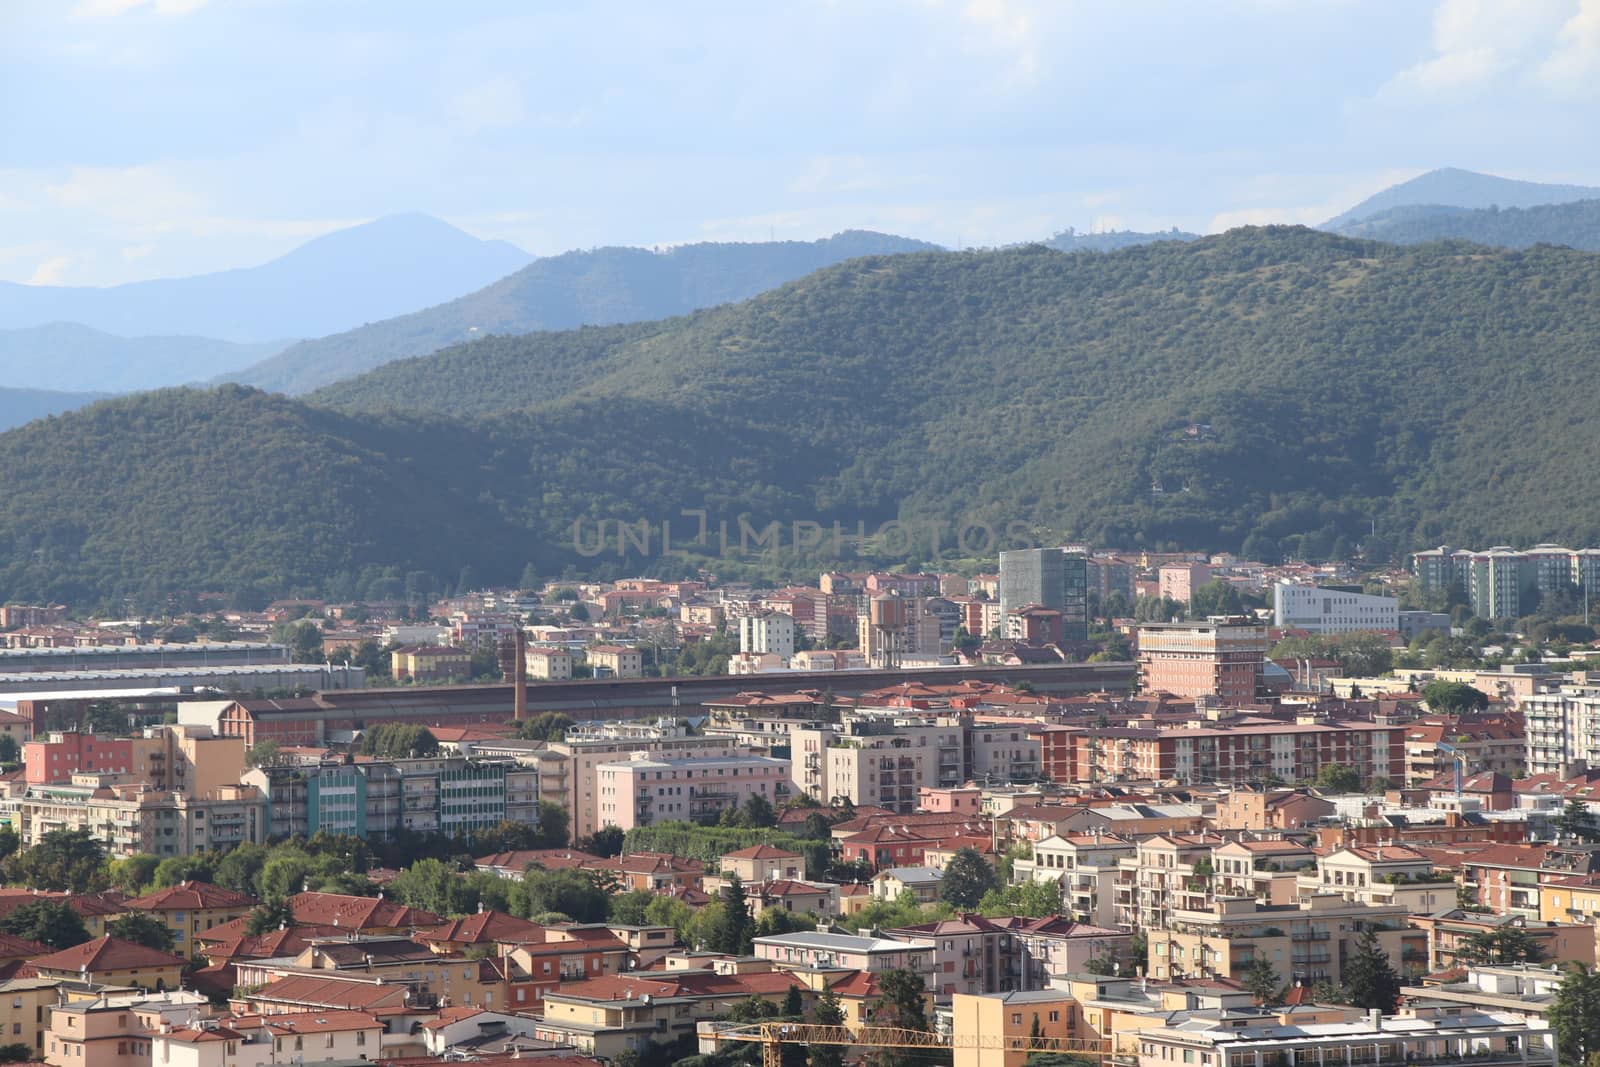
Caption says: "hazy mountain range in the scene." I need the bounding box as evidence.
[2,166,1599,432]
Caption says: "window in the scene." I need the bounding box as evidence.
[1048,1012,1059,1023]
[1011,1014,1022,1025]
[357,1032,367,1047]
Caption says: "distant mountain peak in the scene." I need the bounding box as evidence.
[1324,168,1600,229]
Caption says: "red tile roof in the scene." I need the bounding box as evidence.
[287,892,442,930]
[126,881,257,912]
[417,910,543,946]
[32,936,185,973]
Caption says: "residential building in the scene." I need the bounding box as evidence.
[1147,895,1424,987]
[1134,1005,1550,1067]
[1012,834,1135,928]
[594,752,791,830]
[389,645,472,682]
[817,716,965,813]
[967,722,1042,783]
[122,881,257,953]
[739,612,796,658]
[546,719,750,840]
[719,845,806,884]
[44,988,210,1067]
[753,931,934,975]
[586,645,643,679]
[245,755,536,839]
[1159,562,1212,605]
[1136,617,1267,703]
[31,937,187,991]
[1301,844,1457,913]
[525,646,574,680]
[1059,720,1402,787]
[1407,910,1595,971]
[149,1011,386,1067]
[1526,685,1600,776]
[0,977,60,1055]
[1272,582,1399,634]
[16,779,267,857]
[952,990,1082,1067]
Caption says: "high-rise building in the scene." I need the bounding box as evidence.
[1137,617,1266,703]
[1412,543,1600,620]
[999,548,1088,641]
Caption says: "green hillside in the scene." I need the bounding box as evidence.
[1330,198,1600,250]
[8,227,1600,605]
[227,230,943,395]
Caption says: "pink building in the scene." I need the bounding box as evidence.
[594,752,791,830]
[1158,563,1213,604]
[918,786,982,815]
[24,730,135,785]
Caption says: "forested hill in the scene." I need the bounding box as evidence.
[11,227,1600,605]
[227,230,942,395]
[1329,198,1600,250]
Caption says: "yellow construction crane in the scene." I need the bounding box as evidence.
[701,1021,1111,1067]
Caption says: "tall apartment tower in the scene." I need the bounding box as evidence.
[999,547,1089,641]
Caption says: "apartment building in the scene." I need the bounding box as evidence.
[543,718,748,839]
[389,645,472,681]
[17,778,267,857]
[1137,617,1266,703]
[44,988,211,1067]
[1299,844,1456,913]
[739,611,796,658]
[1525,685,1600,776]
[586,645,643,678]
[244,756,535,840]
[1158,562,1212,604]
[754,930,934,975]
[1058,719,1402,787]
[1013,833,1135,928]
[967,721,1043,783]
[525,646,574,680]
[594,751,791,829]
[1114,834,1228,931]
[1413,543,1600,620]
[822,721,965,814]
[25,724,246,795]
[149,1012,385,1067]
[1134,1005,1549,1067]
[1146,895,1423,987]
[1272,582,1399,634]
[122,881,257,952]
[952,990,1081,1067]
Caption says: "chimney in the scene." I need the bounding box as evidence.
[1367,1008,1381,1031]
[514,629,529,722]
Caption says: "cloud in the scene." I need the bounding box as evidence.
[1381,0,1571,96]
[1541,0,1600,93]
[73,0,209,17]
[26,256,71,285]
[960,0,1042,85]
[449,77,526,133]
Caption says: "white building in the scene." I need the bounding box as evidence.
[1525,685,1600,776]
[739,611,797,658]
[1272,581,1398,634]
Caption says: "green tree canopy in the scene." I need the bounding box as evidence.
[1,829,106,892]
[939,847,999,910]
[0,899,90,950]
[106,912,176,953]
[1342,929,1402,1013]
[1421,679,1490,715]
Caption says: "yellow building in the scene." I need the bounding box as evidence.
[122,881,257,955]
[952,990,1085,1067]
[31,937,186,992]
[0,977,61,1055]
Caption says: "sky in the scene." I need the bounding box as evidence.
[4,0,1600,287]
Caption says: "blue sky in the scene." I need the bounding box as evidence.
[4,0,1600,287]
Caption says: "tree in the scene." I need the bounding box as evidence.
[1342,929,1402,1012]
[390,858,475,917]
[0,736,17,764]
[939,847,999,909]
[608,890,655,926]
[107,912,176,953]
[1,828,106,892]
[743,793,777,829]
[1456,926,1546,966]
[1561,800,1600,842]
[0,899,89,950]
[214,842,271,896]
[0,828,16,865]
[513,712,574,742]
[1552,962,1600,1067]
[809,990,846,1067]
[1313,763,1362,794]
[1421,680,1490,716]
[153,854,214,888]
[246,898,295,936]
[109,854,161,895]
[245,739,282,768]
[872,970,946,1067]
[704,878,755,955]
[358,723,439,759]
[1240,955,1280,1005]
[781,985,803,1018]
[520,867,608,923]
[580,826,625,858]
[1190,580,1243,618]
[532,801,569,848]
[1130,929,1148,971]
[802,812,833,841]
